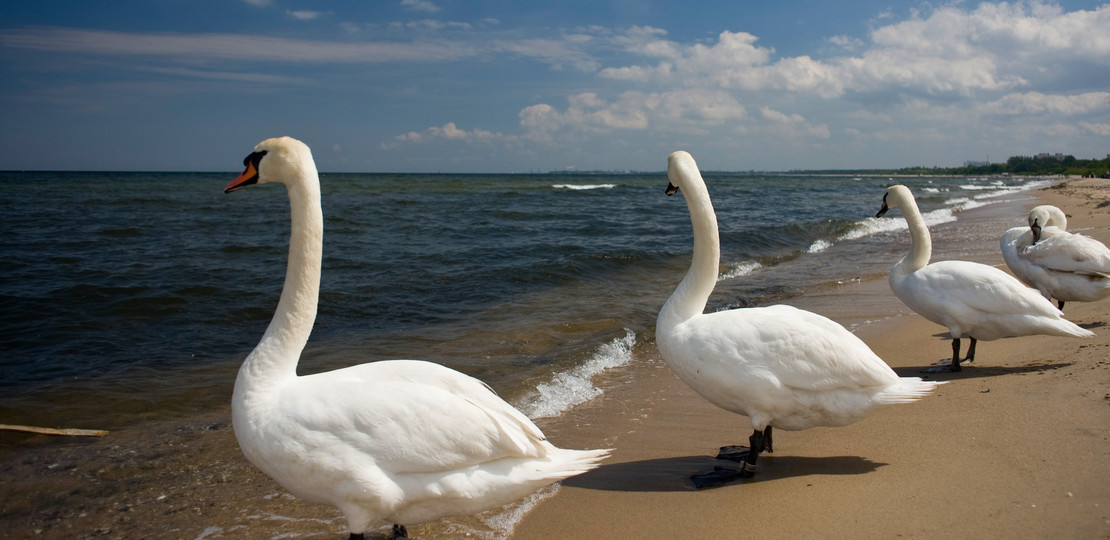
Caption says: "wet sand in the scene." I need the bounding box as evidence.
[2,178,1108,539]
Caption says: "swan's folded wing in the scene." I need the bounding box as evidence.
[273,375,548,475]
[911,261,1057,316]
[330,359,547,450]
[1022,233,1110,277]
[704,305,899,392]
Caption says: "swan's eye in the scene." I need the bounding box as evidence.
[244,150,268,167]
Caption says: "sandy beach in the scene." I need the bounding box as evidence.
[1,178,1107,539]
[515,178,1110,539]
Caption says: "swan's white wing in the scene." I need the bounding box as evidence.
[276,367,547,475]
[912,261,1055,313]
[698,305,899,392]
[333,359,546,449]
[1001,227,1043,289]
[1022,231,1110,277]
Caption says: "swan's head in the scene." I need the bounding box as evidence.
[876,185,914,218]
[665,151,697,196]
[1027,205,1064,244]
[225,136,313,193]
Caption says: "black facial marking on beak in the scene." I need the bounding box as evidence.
[1031,220,1042,244]
[225,150,268,193]
[876,192,890,218]
[665,183,679,196]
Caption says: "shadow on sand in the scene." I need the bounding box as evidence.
[562,453,886,493]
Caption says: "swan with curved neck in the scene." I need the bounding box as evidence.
[1001,204,1110,310]
[877,185,1093,372]
[225,137,609,539]
[655,151,940,485]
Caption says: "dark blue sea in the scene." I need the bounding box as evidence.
[0,169,1051,433]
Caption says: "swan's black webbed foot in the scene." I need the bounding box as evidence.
[922,358,962,373]
[923,339,972,373]
[390,524,409,539]
[715,445,751,462]
[348,533,364,540]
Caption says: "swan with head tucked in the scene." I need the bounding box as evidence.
[1000,204,1110,311]
[877,186,1093,373]
[224,137,610,539]
[655,151,940,485]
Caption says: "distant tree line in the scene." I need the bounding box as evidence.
[892,154,1110,177]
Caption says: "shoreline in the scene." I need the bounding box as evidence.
[514,177,1110,539]
[1,178,1106,538]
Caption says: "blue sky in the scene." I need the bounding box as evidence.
[0,1,1107,172]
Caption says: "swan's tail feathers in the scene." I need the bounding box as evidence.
[540,447,612,481]
[873,377,945,405]
[1052,318,1095,338]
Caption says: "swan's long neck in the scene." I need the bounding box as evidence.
[660,178,720,327]
[239,172,323,386]
[1046,206,1068,230]
[895,193,932,275]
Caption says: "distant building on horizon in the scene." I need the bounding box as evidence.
[964,160,990,167]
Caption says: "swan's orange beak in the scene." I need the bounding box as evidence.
[225,161,259,193]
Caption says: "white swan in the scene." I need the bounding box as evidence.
[224,137,609,539]
[877,185,1093,373]
[1000,204,1110,310]
[655,151,940,484]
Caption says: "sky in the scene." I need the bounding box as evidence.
[0,1,1107,173]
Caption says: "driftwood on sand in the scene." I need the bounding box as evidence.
[0,424,108,437]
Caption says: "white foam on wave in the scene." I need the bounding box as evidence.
[806,239,833,253]
[552,184,616,190]
[840,207,959,241]
[718,261,763,281]
[518,329,635,419]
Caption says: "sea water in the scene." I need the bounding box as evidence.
[0,171,1052,433]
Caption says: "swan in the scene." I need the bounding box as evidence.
[1000,204,1110,310]
[876,185,1093,373]
[224,137,610,539]
[655,151,940,485]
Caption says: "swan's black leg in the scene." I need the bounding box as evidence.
[1058,300,1066,311]
[923,338,963,373]
[964,338,977,364]
[390,524,409,539]
[738,428,770,478]
[349,534,364,540]
[694,427,771,488]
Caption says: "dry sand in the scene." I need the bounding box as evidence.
[1,178,1107,539]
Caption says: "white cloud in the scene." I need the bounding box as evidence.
[401,0,440,13]
[286,10,325,21]
[597,2,1110,100]
[760,107,830,139]
[978,91,1110,116]
[0,26,603,72]
[0,27,478,63]
[519,89,746,138]
[1078,122,1110,137]
[827,34,864,51]
[381,122,509,149]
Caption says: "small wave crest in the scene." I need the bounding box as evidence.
[718,261,763,281]
[840,207,959,241]
[806,239,833,253]
[518,329,635,419]
[551,184,616,190]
